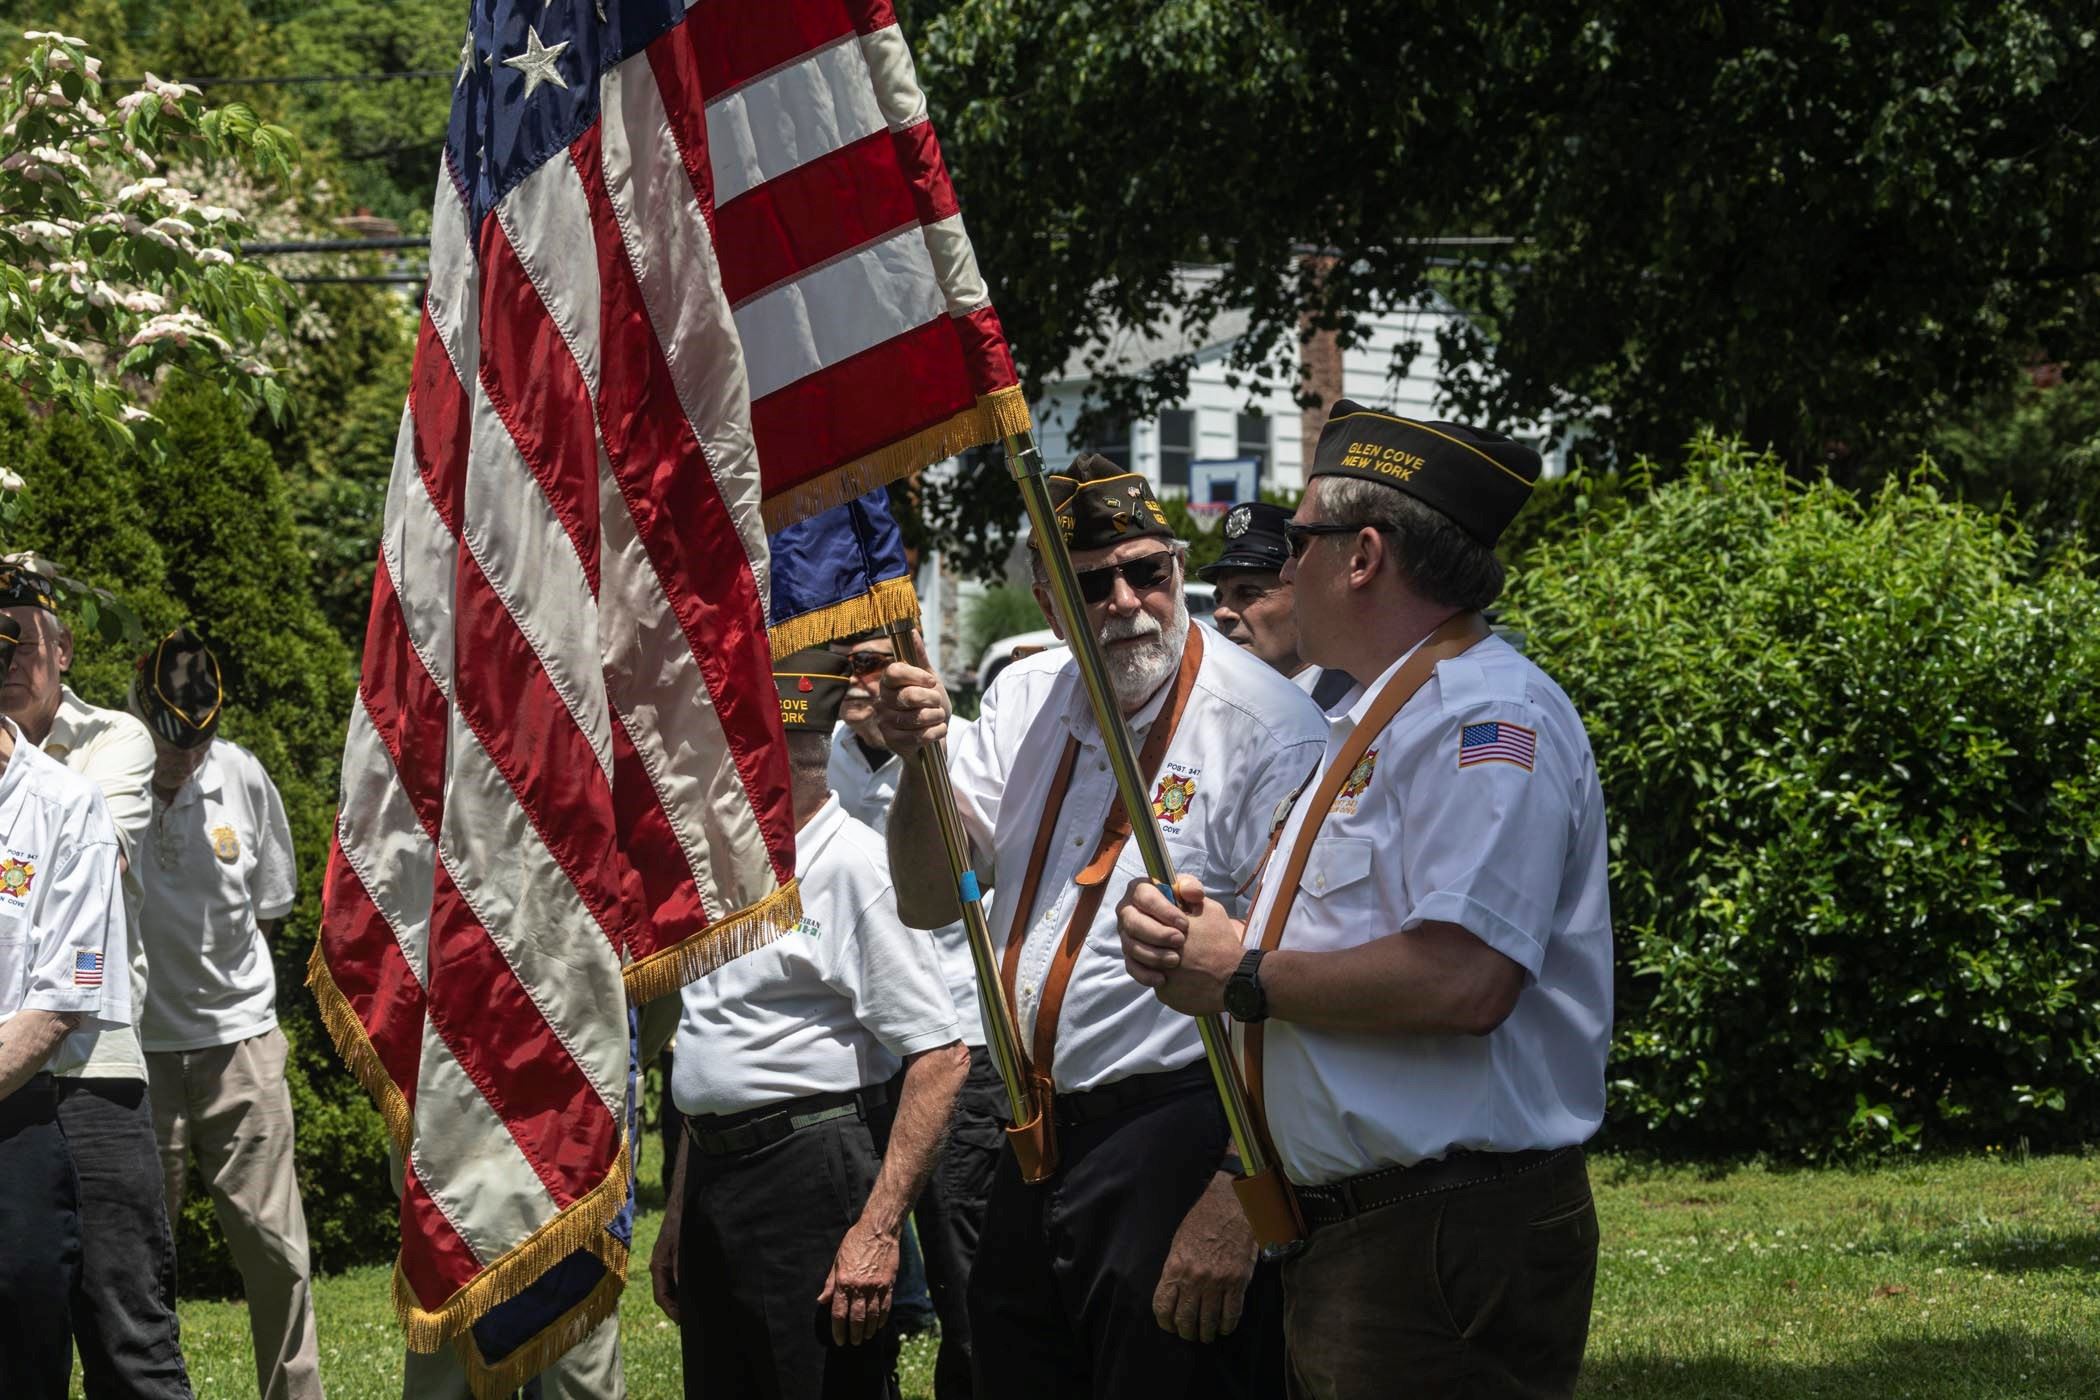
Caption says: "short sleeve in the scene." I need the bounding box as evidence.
[23,819,129,1027]
[75,717,154,864]
[945,689,1005,855]
[823,863,962,1059]
[1398,705,1578,978]
[1214,735,1324,912]
[250,763,299,921]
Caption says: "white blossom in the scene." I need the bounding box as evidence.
[194,247,234,267]
[115,176,169,203]
[8,220,73,249]
[121,290,167,314]
[0,468,25,493]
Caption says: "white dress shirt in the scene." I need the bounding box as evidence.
[1292,664,1361,717]
[42,687,155,1078]
[136,740,298,1053]
[0,716,130,1034]
[829,721,988,1049]
[673,796,962,1117]
[947,637,1326,1093]
[1240,633,1613,1185]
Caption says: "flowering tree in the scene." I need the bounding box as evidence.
[1,29,298,460]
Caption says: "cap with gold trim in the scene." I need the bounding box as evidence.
[1030,451,1176,553]
[0,562,56,611]
[129,628,224,750]
[1308,400,1541,546]
[775,648,853,734]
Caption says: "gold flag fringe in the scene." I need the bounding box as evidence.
[305,939,413,1153]
[395,1136,634,1354]
[622,878,802,1005]
[759,385,1036,533]
[768,576,921,659]
[458,1247,628,1399]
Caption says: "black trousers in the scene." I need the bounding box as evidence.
[0,1074,84,1399]
[57,1076,193,1399]
[1283,1147,1599,1400]
[914,1045,1002,1399]
[679,1110,903,1400]
[967,1074,1285,1400]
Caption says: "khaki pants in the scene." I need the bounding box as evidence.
[146,1026,323,1400]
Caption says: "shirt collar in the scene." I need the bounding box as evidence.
[162,739,225,810]
[793,793,846,876]
[44,685,94,752]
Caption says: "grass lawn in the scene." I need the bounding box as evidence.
[133,1151,2100,1399]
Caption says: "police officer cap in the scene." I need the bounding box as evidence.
[774,648,853,734]
[1197,501,1293,581]
[129,628,224,750]
[1309,401,1541,546]
[1031,452,1176,554]
[0,562,56,610]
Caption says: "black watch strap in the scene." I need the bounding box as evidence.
[1226,947,1269,1024]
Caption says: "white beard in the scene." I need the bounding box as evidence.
[1100,590,1189,709]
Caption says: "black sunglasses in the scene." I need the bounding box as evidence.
[1284,521,1392,560]
[842,649,892,676]
[1073,551,1177,605]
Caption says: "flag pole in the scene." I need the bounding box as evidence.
[1000,429,1277,1190]
[880,618,1050,1181]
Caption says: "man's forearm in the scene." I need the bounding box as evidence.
[887,768,964,929]
[1263,921,1525,1038]
[0,1009,81,1100]
[856,1042,968,1236]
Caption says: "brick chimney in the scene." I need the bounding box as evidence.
[1297,255,1342,475]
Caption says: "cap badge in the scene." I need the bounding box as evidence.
[799,676,813,693]
[1225,505,1251,539]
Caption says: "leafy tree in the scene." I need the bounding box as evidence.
[1931,372,2100,554]
[0,27,298,463]
[901,1,2099,540]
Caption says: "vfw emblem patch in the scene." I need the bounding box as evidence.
[0,856,34,897]
[211,825,241,862]
[1332,750,1378,816]
[1152,769,1198,825]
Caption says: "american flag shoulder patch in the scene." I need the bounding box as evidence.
[73,950,104,987]
[1458,720,1538,771]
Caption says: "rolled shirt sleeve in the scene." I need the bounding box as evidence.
[826,885,963,1061]
[250,763,299,922]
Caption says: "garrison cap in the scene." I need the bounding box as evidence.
[129,628,224,750]
[1031,452,1175,554]
[1309,401,1541,546]
[0,562,56,610]
[775,648,852,733]
[1197,501,1293,580]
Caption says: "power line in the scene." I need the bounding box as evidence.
[285,273,426,285]
[105,69,450,88]
[243,237,429,255]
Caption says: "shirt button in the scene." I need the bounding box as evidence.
[1072,836,1085,847]
[1314,874,1327,891]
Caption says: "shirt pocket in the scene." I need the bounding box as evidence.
[1300,835,1376,903]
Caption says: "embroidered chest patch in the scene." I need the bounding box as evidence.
[211,825,241,862]
[0,856,35,898]
[1330,749,1379,817]
[791,914,825,939]
[1152,771,1198,825]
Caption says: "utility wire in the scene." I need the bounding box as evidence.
[105,69,451,88]
[243,237,430,255]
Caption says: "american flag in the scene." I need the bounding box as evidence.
[308,0,1027,1388]
[73,949,103,987]
[1459,720,1539,771]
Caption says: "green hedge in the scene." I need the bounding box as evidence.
[1503,436,2100,1157]
[5,384,392,1290]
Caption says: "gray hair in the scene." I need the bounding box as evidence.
[785,729,831,782]
[1314,476,1507,610]
[1028,537,1189,590]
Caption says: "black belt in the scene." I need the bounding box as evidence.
[1053,1061,1213,1129]
[1296,1146,1574,1230]
[684,1082,889,1158]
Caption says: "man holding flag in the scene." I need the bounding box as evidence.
[876,456,1325,1397]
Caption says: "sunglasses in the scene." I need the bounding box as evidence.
[842,649,892,677]
[1283,521,1392,560]
[1073,551,1177,605]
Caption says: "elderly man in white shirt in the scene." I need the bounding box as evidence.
[1118,404,1612,1400]
[652,648,968,1400]
[0,605,134,1397]
[0,564,191,1399]
[129,630,321,1400]
[876,455,1326,1400]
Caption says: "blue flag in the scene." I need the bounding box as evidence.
[768,488,918,657]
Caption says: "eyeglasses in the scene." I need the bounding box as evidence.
[842,650,892,677]
[1073,551,1177,605]
[1284,521,1392,560]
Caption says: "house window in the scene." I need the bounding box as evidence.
[1158,409,1195,488]
[1083,416,1132,470]
[1237,412,1269,477]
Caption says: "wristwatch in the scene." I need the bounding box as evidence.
[1224,948,1269,1024]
